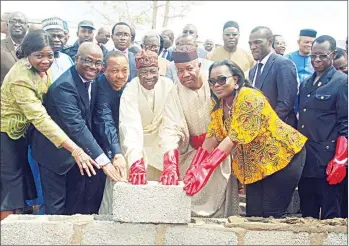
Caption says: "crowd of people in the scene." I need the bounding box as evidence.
[0,11,348,221]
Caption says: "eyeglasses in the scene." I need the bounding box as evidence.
[183,30,195,35]
[208,76,233,86]
[8,19,27,25]
[78,56,103,68]
[309,51,335,60]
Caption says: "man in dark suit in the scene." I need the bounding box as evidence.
[248,26,298,128]
[159,29,174,61]
[31,42,120,215]
[297,35,348,219]
[110,22,136,82]
[0,11,28,85]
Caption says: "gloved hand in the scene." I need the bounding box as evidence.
[183,148,227,196]
[326,136,348,185]
[159,149,180,185]
[190,133,206,150]
[128,158,147,185]
[183,147,209,184]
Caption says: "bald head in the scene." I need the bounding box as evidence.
[95,27,110,44]
[143,30,160,54]
[178,35,197,46]
[204,39,215,52]
[7,11,29,41]
[77,42,103,57]
[75,42,103,81]
[182,24,198,40]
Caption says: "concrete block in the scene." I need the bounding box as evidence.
[1,215,74,245]
[82,221,157,245]
[244,231,310,245]
[165,226,238,245]
[323,233,348,245]
[112,181,191,223]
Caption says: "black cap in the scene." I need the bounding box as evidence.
[223,21,239,31]
[299,29,317,38]
[78,20,95,30]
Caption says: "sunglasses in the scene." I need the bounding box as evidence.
[309,51,335,60]
[208,75,233,86]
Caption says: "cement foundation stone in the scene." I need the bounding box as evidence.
[244,231,310,245]
[112,181,191,223]
[164,225,238,245]
[323,232,348,245]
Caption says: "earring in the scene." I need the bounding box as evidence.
[234,84,239,90]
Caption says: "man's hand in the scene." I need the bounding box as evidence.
[103,163,124,182]
[113,154,127,182]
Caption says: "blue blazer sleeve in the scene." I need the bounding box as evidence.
[49,81,104,160]
[275,58,298,121]
[93,78,121,159]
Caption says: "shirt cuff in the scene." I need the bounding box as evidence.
[95,153,110,167]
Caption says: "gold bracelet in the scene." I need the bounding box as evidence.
[72,148,83,157]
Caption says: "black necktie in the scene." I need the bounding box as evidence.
[84,82,91,102]
[254,63,264,88]
[162,49,167,58]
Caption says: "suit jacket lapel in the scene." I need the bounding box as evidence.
[304,66,336,94]
[5,37,18,61]
[249,65,256,81]
[71,67,90,116]
[258,53,276,89]
[90,81,97,113]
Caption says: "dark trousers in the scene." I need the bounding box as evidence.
[298,176,342,219]
[38,163,106,215]
[340,174,348,218]
[246,147,306,218]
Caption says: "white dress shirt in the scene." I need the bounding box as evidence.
[252,51,274,86]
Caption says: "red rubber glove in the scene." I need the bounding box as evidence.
[159,149,180,185]
[326,136,348,185]
[183,148,227,196]
[190,133,206,150]
[183,147,209,185]
[128,158,147,185]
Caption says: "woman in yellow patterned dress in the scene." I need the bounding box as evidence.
[183,60,307,218]
[0,30,99,220]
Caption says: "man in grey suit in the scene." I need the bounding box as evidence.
[1,11,29,85]
[166,35,213,82]
[248,26,298,128]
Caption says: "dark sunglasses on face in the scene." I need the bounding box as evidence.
[208,75,233,86]
[310,51,335,60]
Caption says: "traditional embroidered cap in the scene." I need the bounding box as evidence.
[63,20,69,32]
[172,44,198,63]
[223,21,239,31]
[78,20,95,30]
[42,17,64,31]
[135,49,159,69]
[299,29,317,38]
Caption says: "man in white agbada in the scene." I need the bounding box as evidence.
[159,44,240,217]
[119,49,173,184]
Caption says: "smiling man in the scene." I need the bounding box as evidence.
[42,17,74,82]
[206,20,255,76]
[297,35,348,220]
[248,26,298,128]
[0,11,29,85]
[273,34,287,56]
[159,44,239,217]
[31,42,121,215]
[118,49,173,185]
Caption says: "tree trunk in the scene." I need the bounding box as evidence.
[162,0,170,28]
[152,1,158,29]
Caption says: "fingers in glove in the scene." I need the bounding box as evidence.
[140,173,147,185]
[326,162,333,176]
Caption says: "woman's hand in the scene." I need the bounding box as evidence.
[72,149,100,177]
